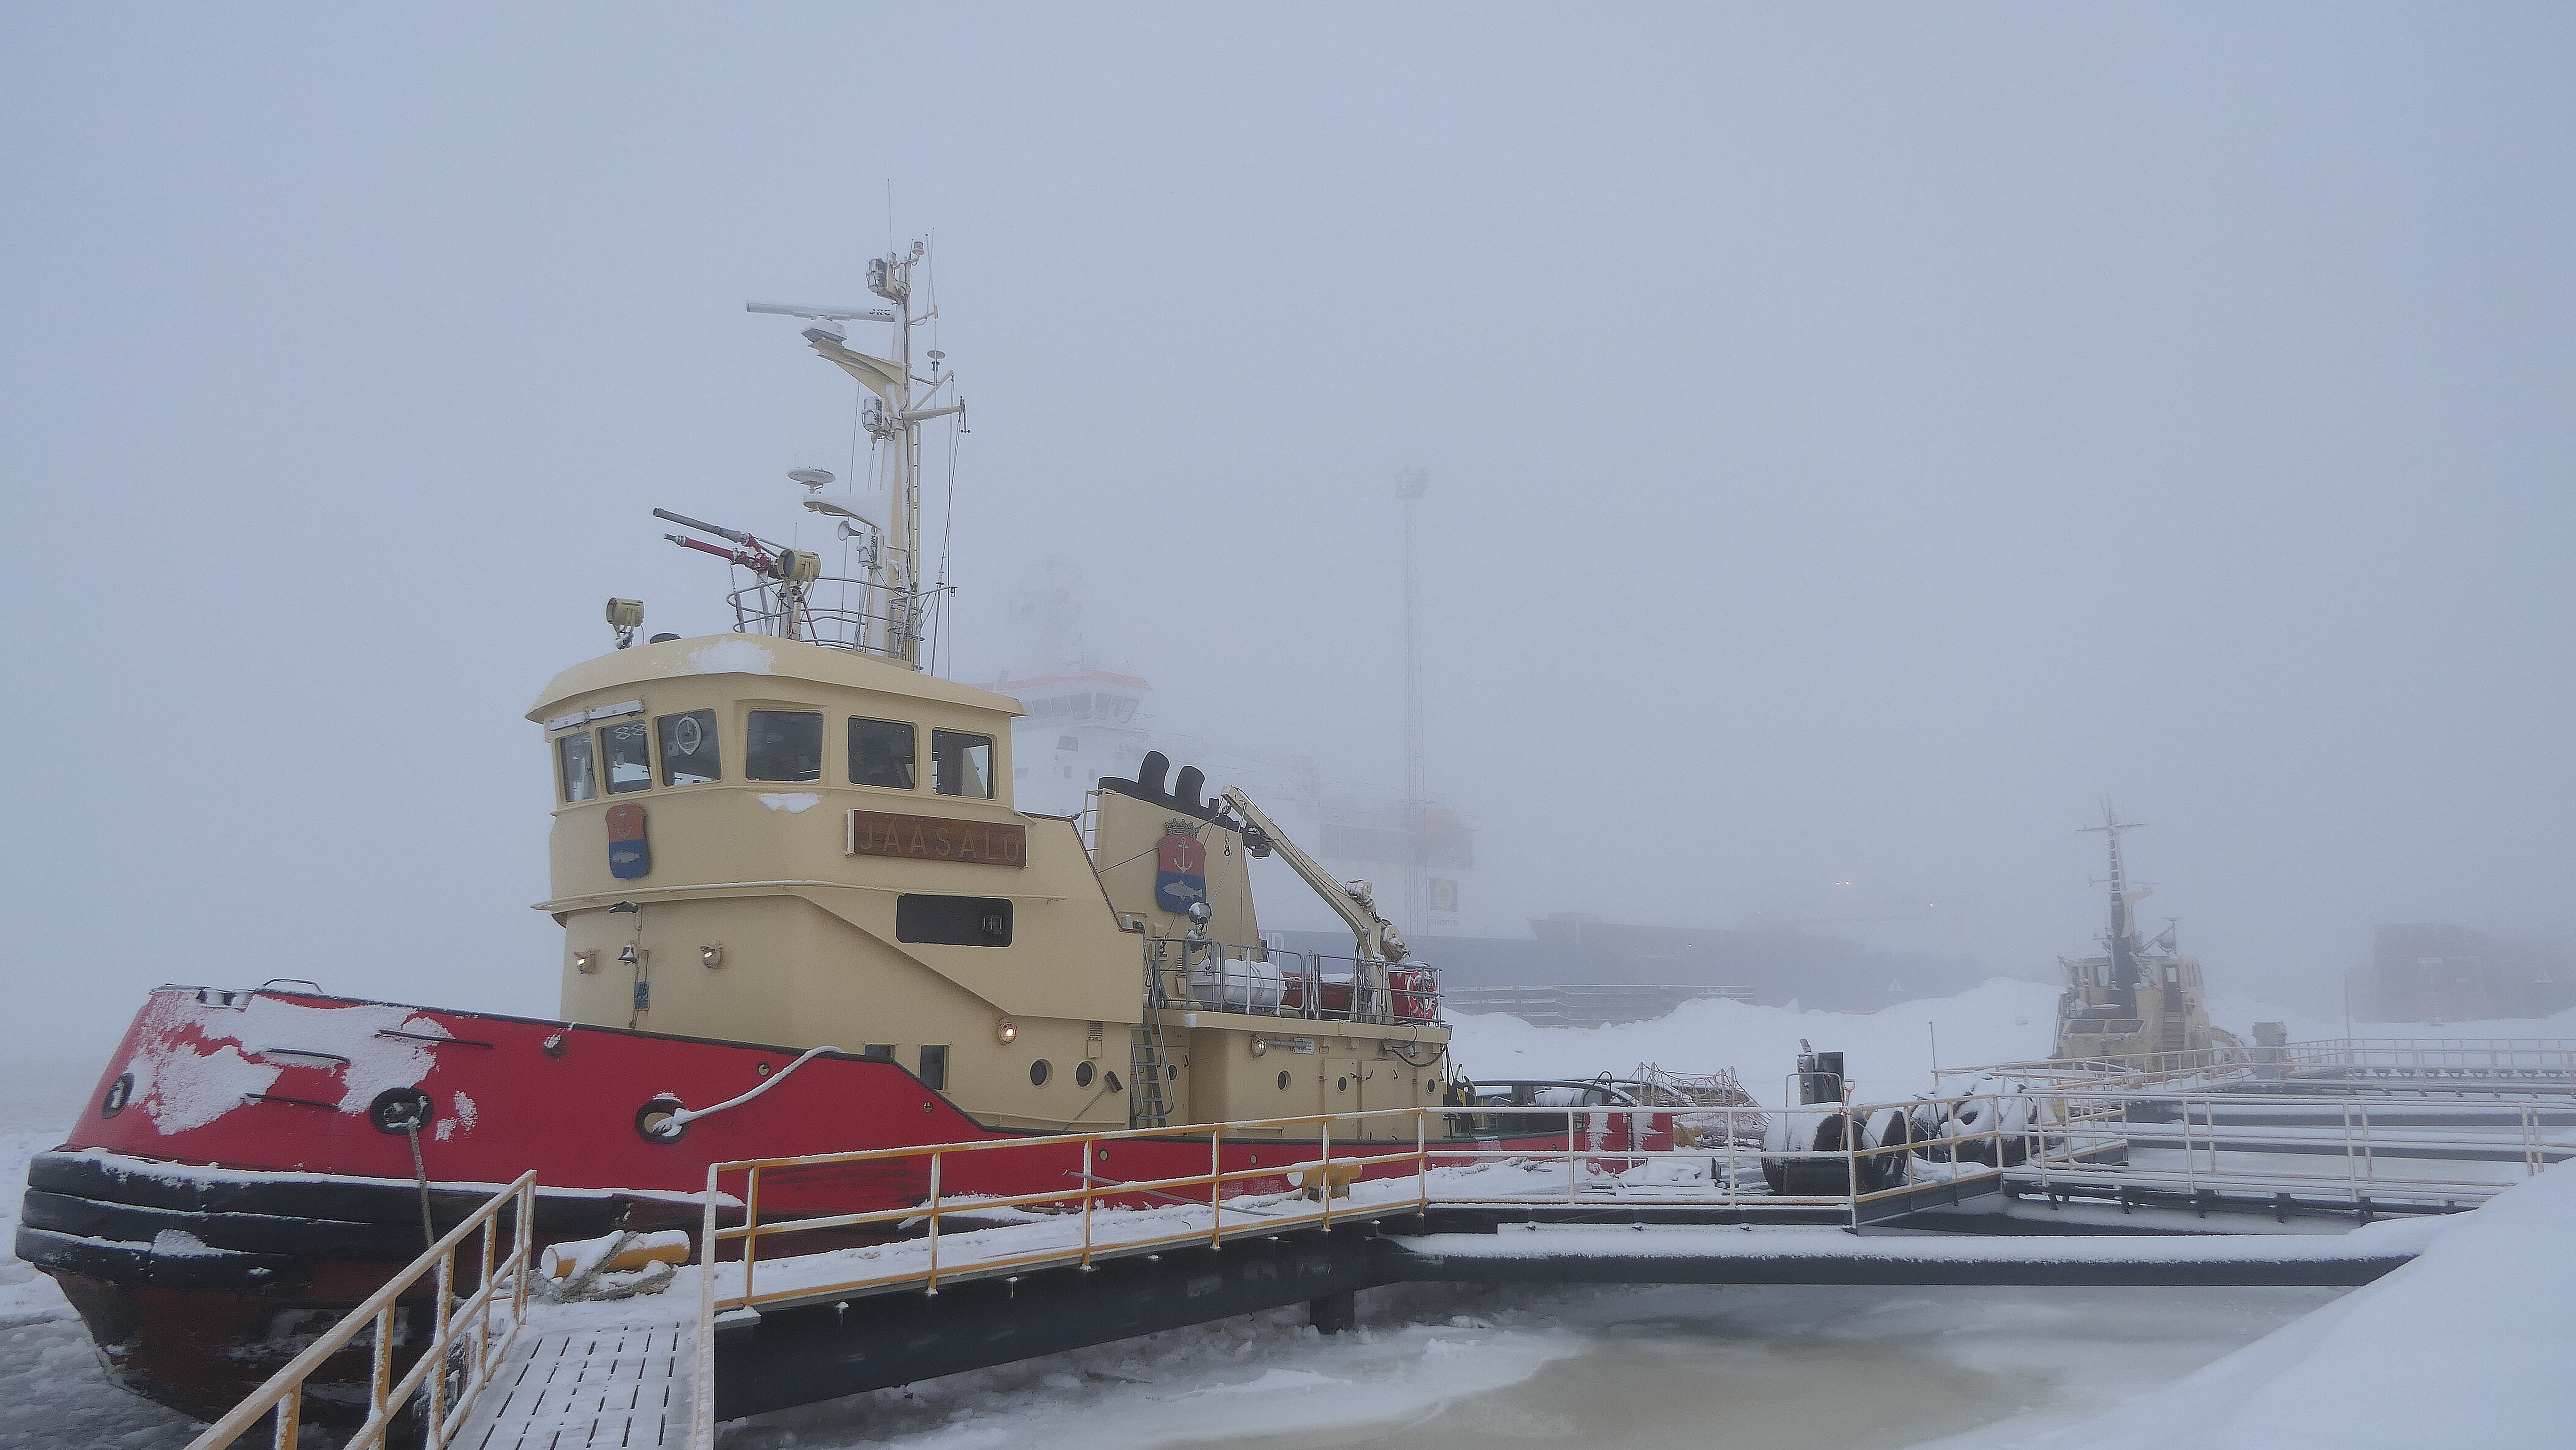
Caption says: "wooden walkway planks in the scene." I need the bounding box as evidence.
[456,1321,693,1450]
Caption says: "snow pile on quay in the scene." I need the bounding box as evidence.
[1985,1157,2575,1450]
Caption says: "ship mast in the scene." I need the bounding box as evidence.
[748,239,963,668]
[2079,799,2149,1015]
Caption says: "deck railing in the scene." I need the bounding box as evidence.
[1142,937,1442,1025]
[181,1171,539,1450]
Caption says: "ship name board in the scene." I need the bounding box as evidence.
[844,810,1026,868]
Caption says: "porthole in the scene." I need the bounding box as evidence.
[1030,1060,1052,1087]
[1166,1064,1178,1081]
[635,1096,686,1142]
[101,1073,134,1117]
[1336,1075,1350,1093]
[1075,1061,1095,1088]
[1277,1070,1291,1092]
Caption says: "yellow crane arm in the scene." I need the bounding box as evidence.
[1222,787,1407,964]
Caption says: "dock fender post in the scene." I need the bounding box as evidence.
[1309,1288,1357,1334]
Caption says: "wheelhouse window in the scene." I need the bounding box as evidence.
[932,729,994,798]
[657,709,720,785]
[896,894,1013,947]
[746,710,823,782]
[602,720,652,795]
[849,718,917,789]
[557,733,597,802]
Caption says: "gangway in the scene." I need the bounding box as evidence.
[177,1081,2560,1450]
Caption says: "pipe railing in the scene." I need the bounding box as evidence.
[1143,937,1443,1026]
[181,1171,539,1450]
[1941,1038,2576,1089]
[2014,1087,2563,1207]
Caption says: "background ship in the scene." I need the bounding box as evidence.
[2052,803,2239,1064]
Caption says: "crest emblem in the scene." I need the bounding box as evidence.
[1154,833,1207,915]
[605,802,651,879]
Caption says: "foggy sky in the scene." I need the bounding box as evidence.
[5,5,2571,1062]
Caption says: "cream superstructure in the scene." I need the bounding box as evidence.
[527,240,1449,1139]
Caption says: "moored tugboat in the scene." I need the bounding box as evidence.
[14,243,1642,1422]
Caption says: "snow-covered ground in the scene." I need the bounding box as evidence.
[1445,977,2062,1102]
[6,989,2570,1450]
[1447,975,2576,1104]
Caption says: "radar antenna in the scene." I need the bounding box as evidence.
[724,240,964,667]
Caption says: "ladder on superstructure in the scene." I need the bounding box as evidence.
[1129,943,1175,1128]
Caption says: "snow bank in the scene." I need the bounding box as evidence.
[1975,1160,2576,1450]
[1446,977,2064,1103]
[1449,977,2576,1109]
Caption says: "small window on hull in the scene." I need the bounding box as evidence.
[747,710,823,782]
[657,709,720,785]
[849,718,917,789]
[896,894,1013,947]
[558,733,598,803]
[861,1044,895,1062]
[933,729,995,798]
[919,1045,949,1091]
[603,720,652,795]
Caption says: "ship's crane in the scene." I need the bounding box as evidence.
[1222,787,1408,1019]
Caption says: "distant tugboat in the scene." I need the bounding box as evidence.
[2052,803,2240,1065]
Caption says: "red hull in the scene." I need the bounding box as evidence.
[20,986,1636,1419]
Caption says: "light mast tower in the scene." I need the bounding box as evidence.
[1395,466,1430,937]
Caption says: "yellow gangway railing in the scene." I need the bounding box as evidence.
[182,1171,539,1450]
[689,1108,1436,1448]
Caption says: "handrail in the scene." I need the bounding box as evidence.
[1940,1037,2576,1086]
[184,1170,539,1450]
[1143,936,1443,1026]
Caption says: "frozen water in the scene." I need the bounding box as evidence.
[0,1055,203,1450]
[716,1281,2339,1450]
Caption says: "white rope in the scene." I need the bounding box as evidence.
[651,1044,845,1137]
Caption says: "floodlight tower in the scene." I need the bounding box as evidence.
[1395,466,1431,937]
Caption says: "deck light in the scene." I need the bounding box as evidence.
[701,943,724,969]
[573,950,599,974]
[995,1018,1018,1045]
